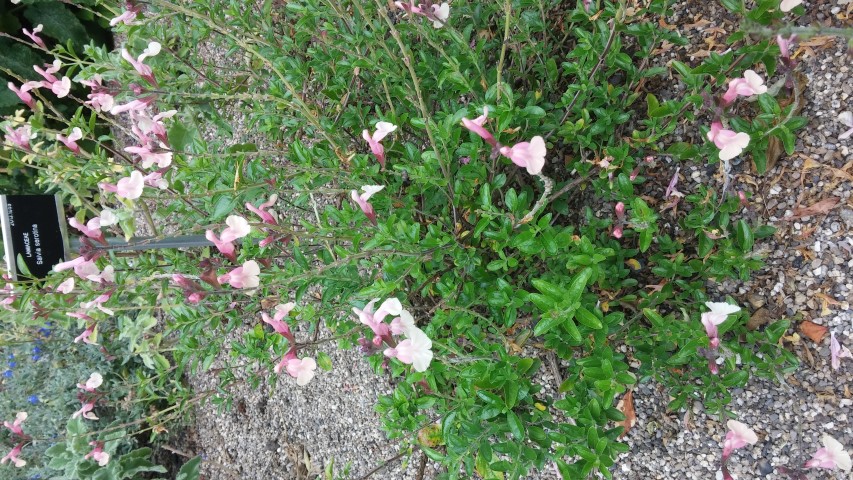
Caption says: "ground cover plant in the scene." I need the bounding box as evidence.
[2,0,852,478]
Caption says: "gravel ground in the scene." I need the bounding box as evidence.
[150,1,853,479]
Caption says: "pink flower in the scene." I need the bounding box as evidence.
[110,2,141,26]
[53,256,87,273]
[143,170,169,190]
[121,42,160,86]
[362,121,397,169]
[81,292,114,315]
[702,301,741,348]
[3,412,27,436]
[124,144,172,168]
[0,443,26,468]
[722,70,768,105]
[384,326,433,372]
[664,168,684,199]
[34,60,61,84]
[72,399,99,420]
[780,0,803,12]
[73,325,96,345]
[87,265,115,284]
[84,442,110,466]
[430,2,450,28]
[350,185,385,225]
[57,277,75,294]
[390,310,416,336]
[57,127,83,153]
[612,202,625,239]
[4,124,35,150]
[830,331,853,370]
[206,215,250,261]
[7,82,36,109]
[805,434,852,471]
[353,298,391,339]
[110,97,155,115]
[218,260,260,289]
[77,372,103,392]
[707,122,750,161]
[499,136,547,175]
[284,357,317,386]
[262,302,295,336]
[722,420,758,461]
[68,216,105,244]
[461,107,497,147]
[50,76,72,98]
[394,2,424,15]
[114,171,145,199]
[247,195,278,224]
[22,24,46,49]
[777,35,796,60]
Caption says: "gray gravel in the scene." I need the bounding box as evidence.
[149,1,853,479]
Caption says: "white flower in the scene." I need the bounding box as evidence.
[780,0,803,12]
[432,2,450,28]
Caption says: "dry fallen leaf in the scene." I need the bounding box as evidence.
[747,307,774,331]
[785,197,841,219]
[800,320,828,343]
[815,293,842,317]
[763,72,807,172]
[617,390,637,439]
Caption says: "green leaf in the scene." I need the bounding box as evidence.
[534,313,563,336]
[490,460,513,472]
[176,456,202,480]
[735,220,754,251]
[563,316,582,343]
[532,278,565,301]
[506,411,524,440]
[24,2,88,46]
[575,306,603,330]
[316,352,332,371]
[566,268,593,305]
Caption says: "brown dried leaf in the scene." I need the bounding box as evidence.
[747,308,774,331]
[800,320,828,343]
[617,390,637,439]
[786,197,841,219]
[765,136,785,172]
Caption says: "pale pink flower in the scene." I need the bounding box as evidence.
[0,444,26,468]
[499,136,547,175]
[707,122,750,161]
[121,42,160,86]
[143,170,169,190]
[701,302,741,348]
[22,24,46,49]
[362,121,397,169]
[4,124,35,150]
[262,302,295,336]
[722,70,768,105]
[57,278,75,294]
[284,357,317,386]
[722,420,758,460]
[777,35,796,60]
[373,298,403,324]
[115,171,145,199]
[87,265,115,284]
[218,260,260,289]
[53,256,87,273]
[131,109,175,145]
[431,2,450,28]
[110,2,141,26]
[206,215,250,261]
[390,309,416,336]
[87,92,115,113]
[394,2,425,15]
[84,442,110,466]
[109,97,155,115]
[247,195,278,224]
[50,76,71,98]
[57,127,83,153]
[612,202,625,239]
[68,216,105,243]
[664,168,684,199]
[3,412,27,436]
[780,0,803,12]
[830,332,853,370]
[72,399,99,420]
[7,82,36,109]
[77,372,103,392]
[353,298,391,340]
[805,434,852,471]
[124,144,172,168]
[82,292,114,315]
[384,326,433,372]
[33,60,61,84]
[461,107,497,147]
[351,185,385,225]
[73,325,96,345]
